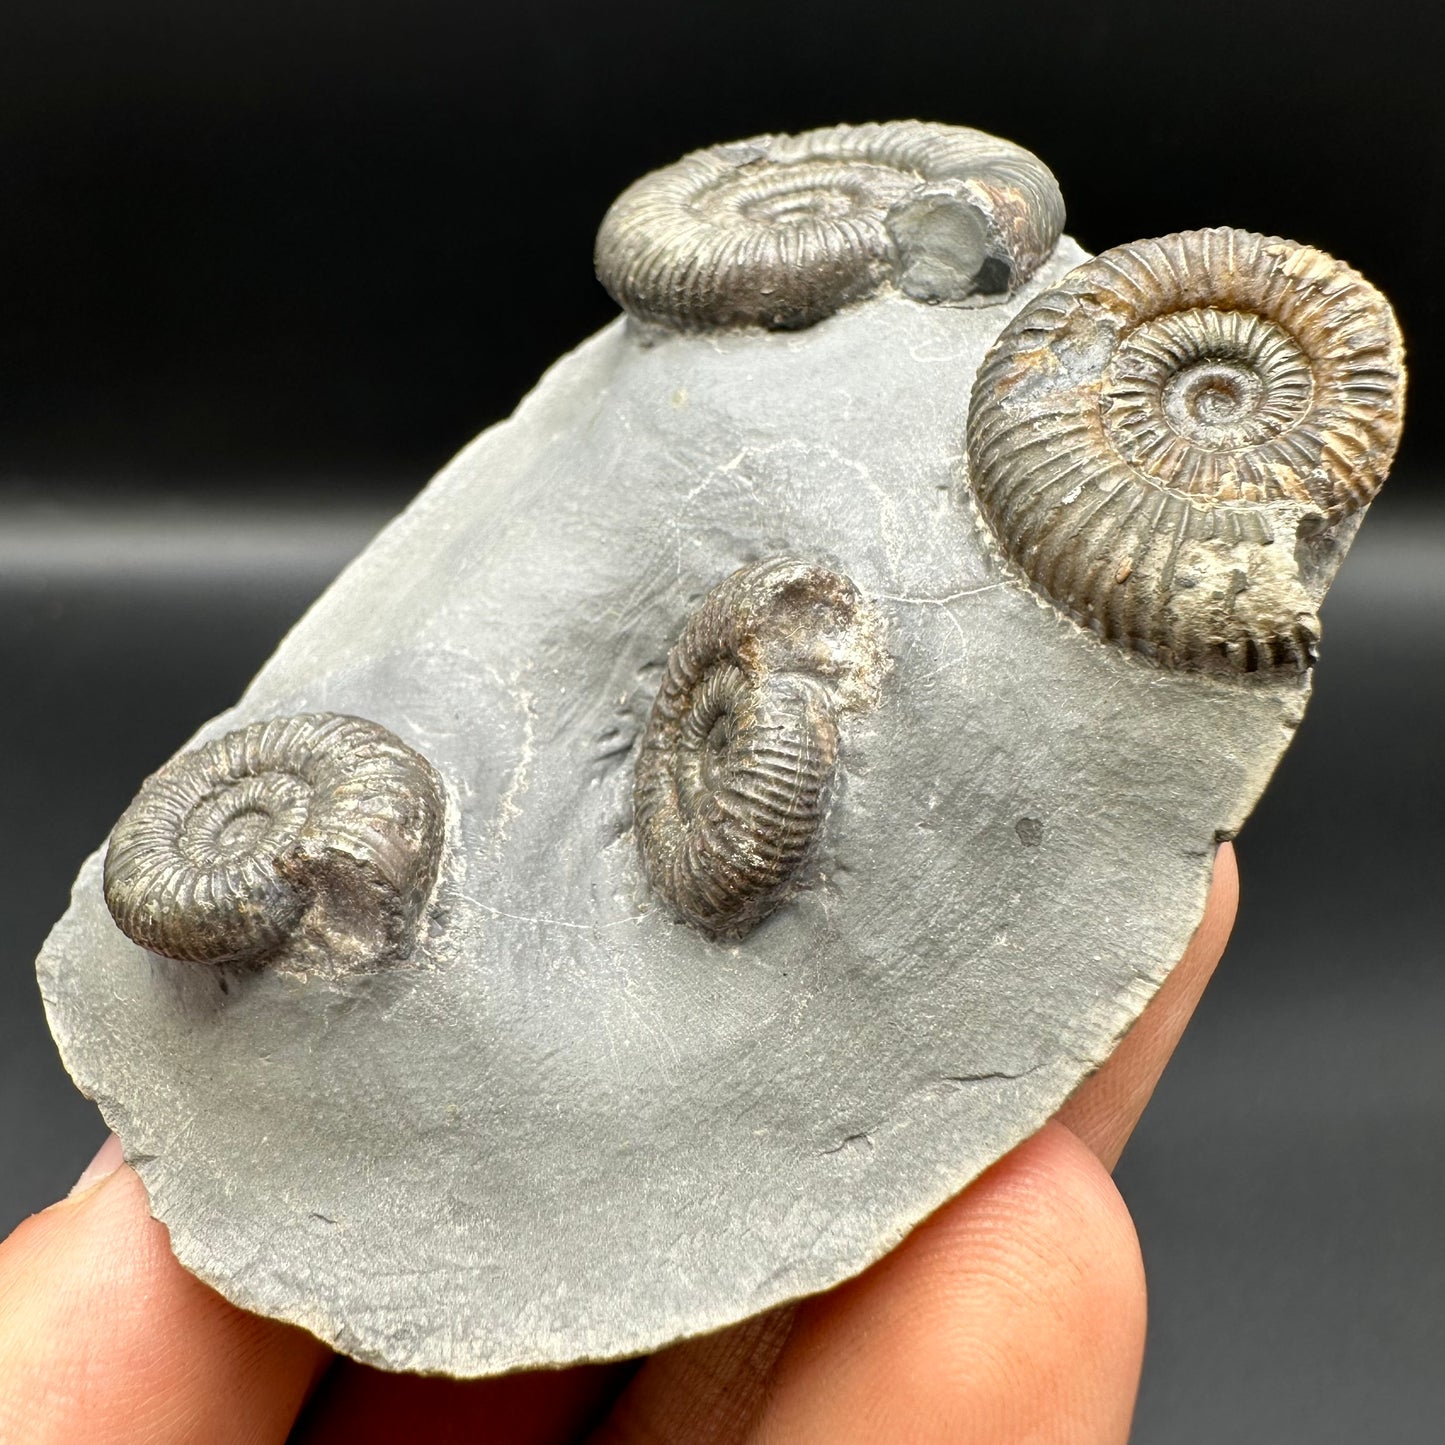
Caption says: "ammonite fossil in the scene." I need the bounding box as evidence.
[102,712,446,969]
[634,558,886,934]
[596,120,1065,331]
[965,228,1405,673]
[36,123,1406,1381]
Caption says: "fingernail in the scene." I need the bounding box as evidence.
[70,1135,124,1197]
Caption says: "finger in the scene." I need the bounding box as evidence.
[291,1356,631,1445]
[0,1146,329,1445]
[265,845,1231,1445]
[1056,842,1239,1167]
[586,1305,797,1445]
[730,1122,1146,1445]
[593,1126,1144,1445]
[595,861,1231,1445]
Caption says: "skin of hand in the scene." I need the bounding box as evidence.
[0,844,1238,1445]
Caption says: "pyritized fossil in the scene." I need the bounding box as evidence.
[965,228,1405,672]
[635,558,886,935]
[596,120,1065,330]
[36,122,1405,1380]
[102,712,446,970]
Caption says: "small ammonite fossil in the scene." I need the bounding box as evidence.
[965,227,1405,673]
[103,712,446,970]
[596,120,1065,332]
[634,558,886,936]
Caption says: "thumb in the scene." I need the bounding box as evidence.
[0,1138,328,1445]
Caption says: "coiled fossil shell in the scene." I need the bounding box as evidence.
[965,228,1405,673]
[103,712,446,968]
[596,120,1065,331]
[38,119,1410,1381]
[634,558,886,934]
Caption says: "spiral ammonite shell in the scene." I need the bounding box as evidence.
[634,559,886,935]
[965,228,1405,672]
[596,121,1065,331]
[103,713,447,968]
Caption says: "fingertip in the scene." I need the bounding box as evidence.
[1202,840,1239,953]
[0,1159,329,1445]
[68,1134,124,1199]
[919,1122,1146,1311]
[749,1122,1146,1445]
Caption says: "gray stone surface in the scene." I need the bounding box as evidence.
[37,235,1361,1374]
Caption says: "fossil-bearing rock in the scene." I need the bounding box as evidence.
[37,121,1403,1376]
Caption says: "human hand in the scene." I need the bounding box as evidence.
[0,846,1237,1445]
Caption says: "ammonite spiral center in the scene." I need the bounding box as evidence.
[178,773,310,869]
[1101,306,1316,495]
[1164,360,1263,437]
[214,808,274,858]
[714,161,909,228]
[697,714,735,794]
[674,664,746,814]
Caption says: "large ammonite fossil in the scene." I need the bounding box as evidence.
[965,228,1405,673]
[102,712,446,969]
[634,558,886,934]
[596,119,1065,330]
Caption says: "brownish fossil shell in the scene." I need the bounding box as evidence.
[634,559,886,935]
[103,713,446,969]
[965,228,1405,673]
[595,120,1065,331]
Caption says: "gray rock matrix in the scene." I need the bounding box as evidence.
[37,121,1402,1375]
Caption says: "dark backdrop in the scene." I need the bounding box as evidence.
[2,4,1442,1443]
[1,0,1442,488]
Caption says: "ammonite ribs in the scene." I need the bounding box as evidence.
[596,120,1065,331]
[103,712,446,969]
[634,559,886,935]
[964,228,1405,673]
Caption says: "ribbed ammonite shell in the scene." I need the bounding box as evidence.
[103,713,446,968]
[634,558,886,935]
[596,120,1065,331]
[965,227,1405,673]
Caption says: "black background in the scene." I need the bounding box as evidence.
[1,3,1442,1442]
[1,0,1442,488]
